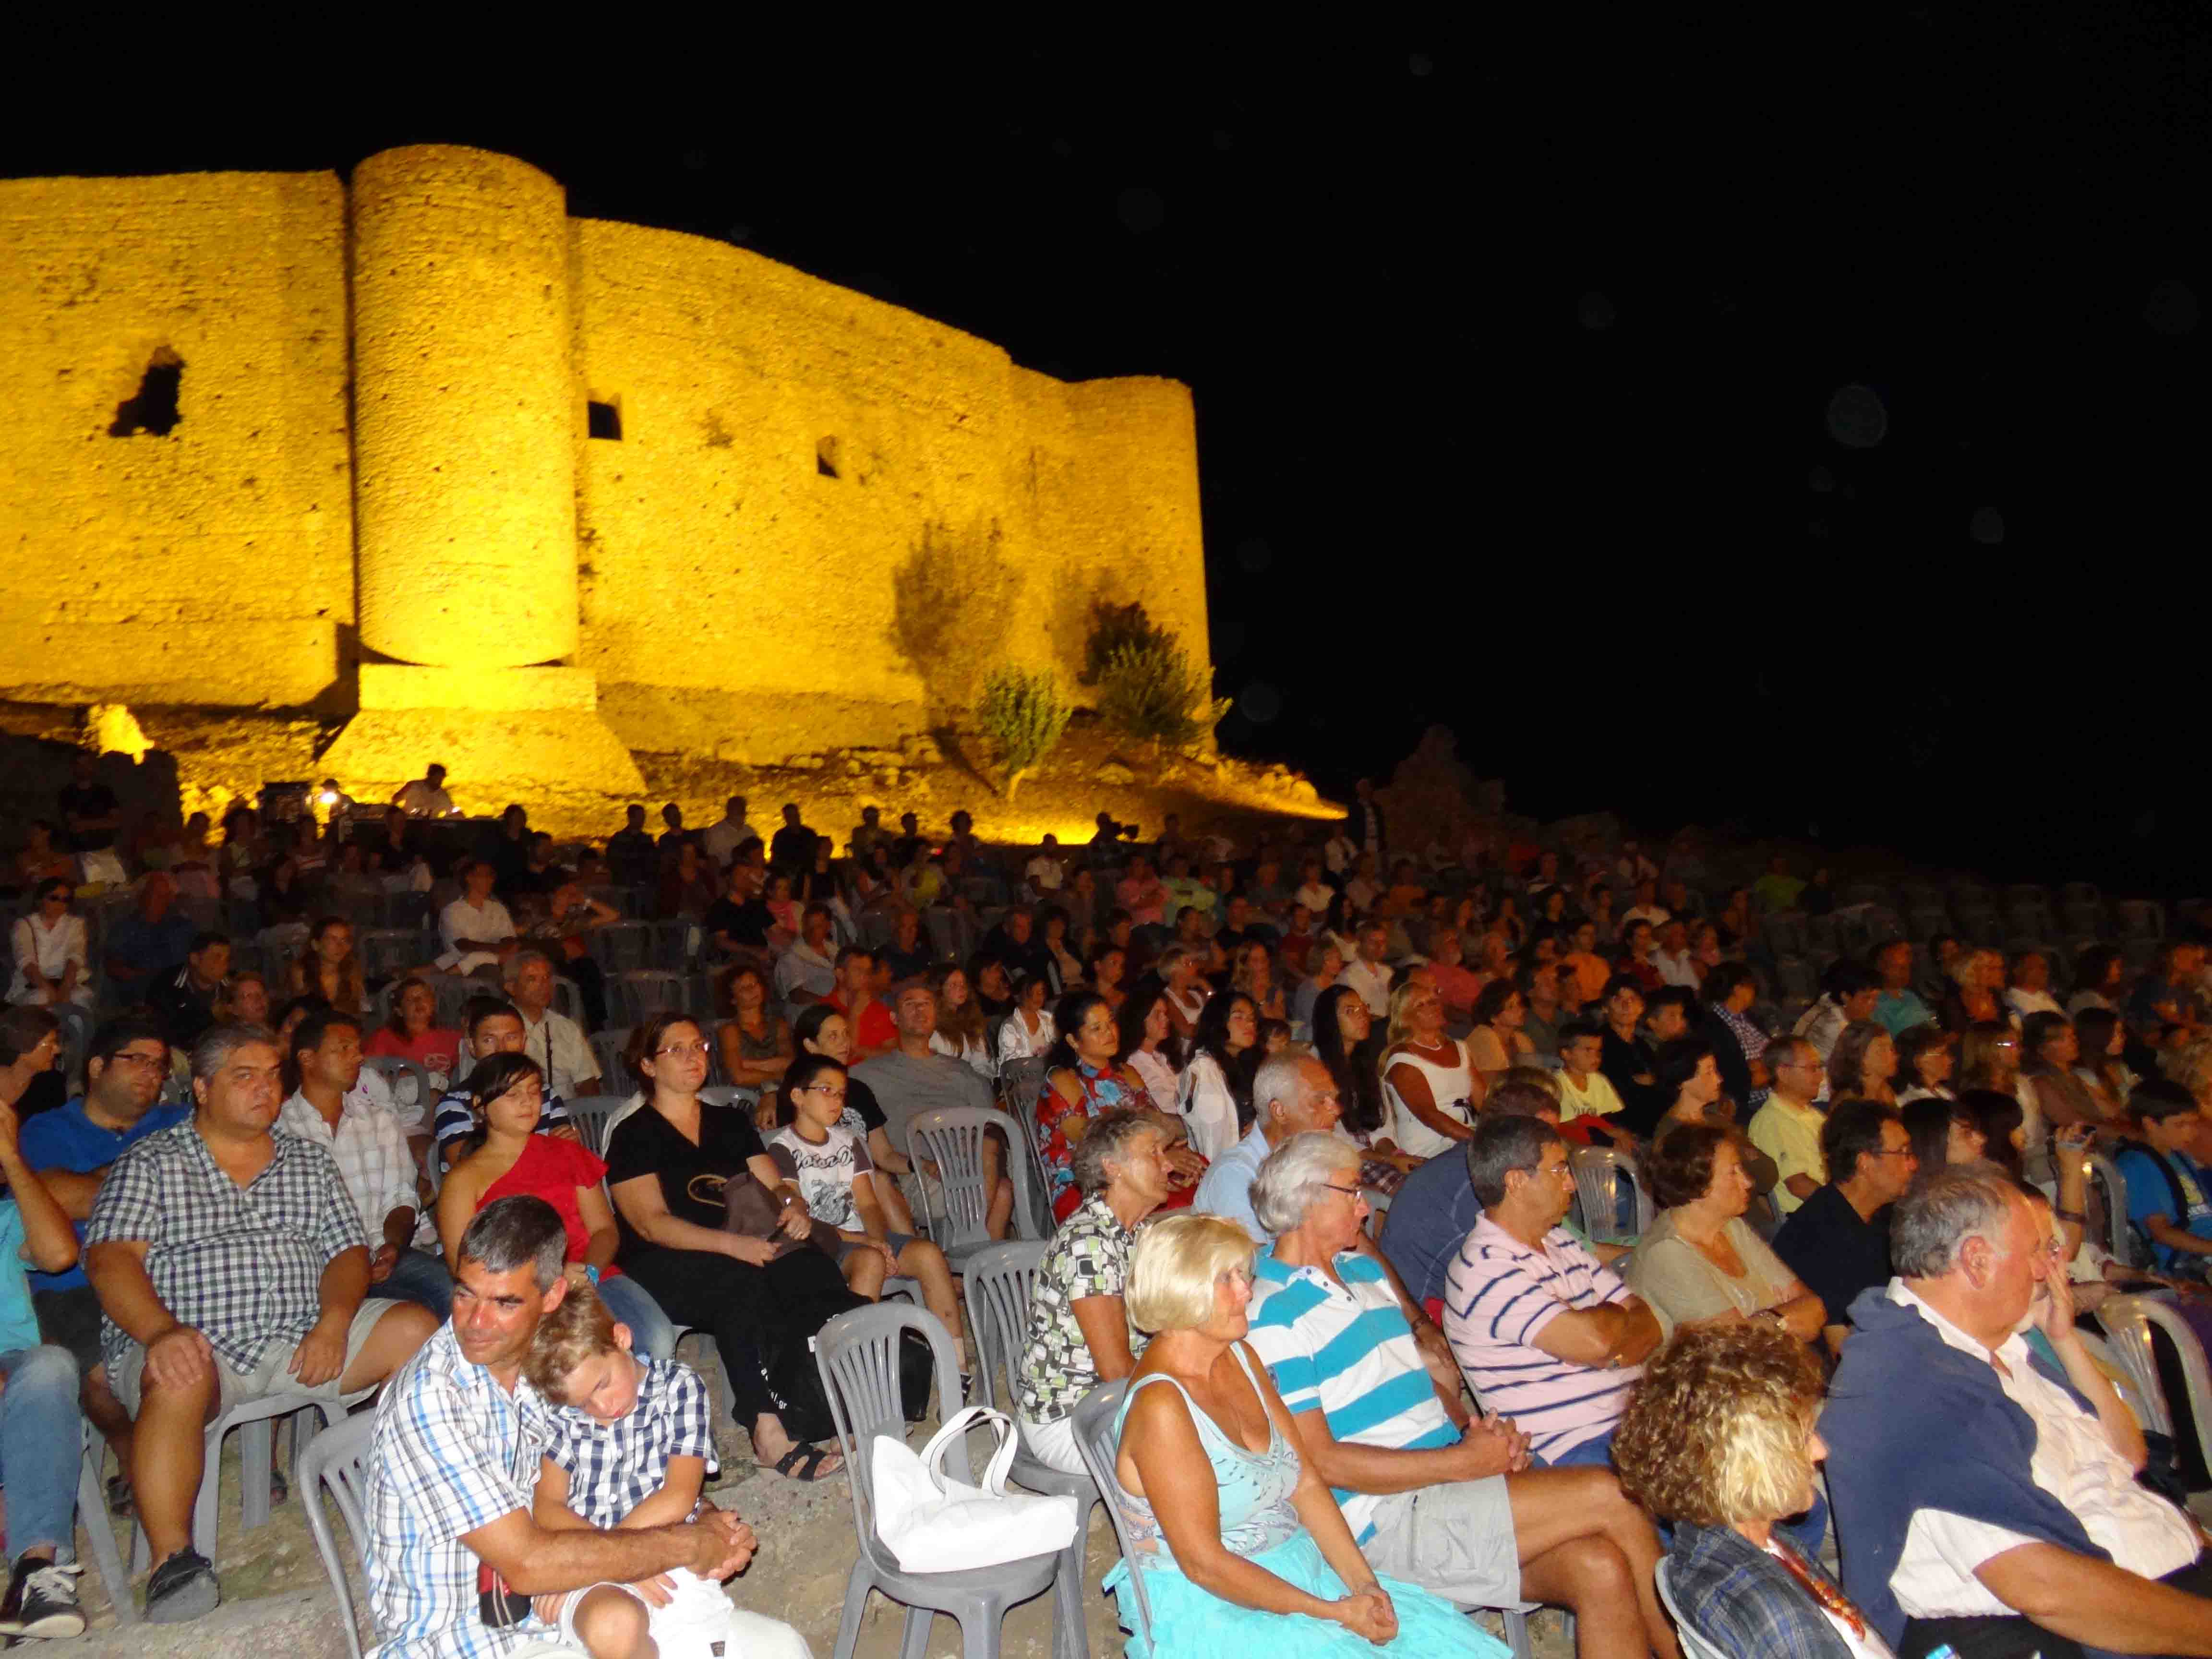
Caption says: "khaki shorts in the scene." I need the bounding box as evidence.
[1361,1476,1522,1608]
[112,1299,398,1417]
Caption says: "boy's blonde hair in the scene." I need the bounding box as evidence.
[522,1280,621,1403]
[1124,1212,1255,1335]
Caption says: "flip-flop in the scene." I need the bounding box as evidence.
[770,1443,842,1483]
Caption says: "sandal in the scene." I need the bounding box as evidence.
[770,1443,842,1483]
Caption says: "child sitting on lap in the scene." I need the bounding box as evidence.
[523,1284,809,1659]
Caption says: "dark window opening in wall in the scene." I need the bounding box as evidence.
[816,436,841,478]
[587,399,624,441]
[109,347,184,436]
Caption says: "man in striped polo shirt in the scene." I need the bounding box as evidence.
[1247,1133,1675,1658]
[1444,1114,1663,1469]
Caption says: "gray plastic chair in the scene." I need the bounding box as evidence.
[907,1105,1047,1267]
[298,1408,377,1659]
[1568,1146,1651,1244]
[813,1302,1061,1659]
[963,1242,1101,1659]
[131,1389,355,1571]
[997,1060,1058,1237]
[564,1093,629,1157]
[1654,1558,1731,1659]
[74,1423,134,1627]
[1068,1381,1151,1650]
[2086,1152,2133,1267]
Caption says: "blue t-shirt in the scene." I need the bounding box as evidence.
[2116,1145,2212,1270]
[19,1097,191,1292]
[1376,1145,1485,1311]
[0,1202,41,1354]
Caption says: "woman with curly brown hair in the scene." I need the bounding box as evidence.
[1614,1323,1879,1658]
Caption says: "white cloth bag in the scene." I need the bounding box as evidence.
[871,1405,1079,1572]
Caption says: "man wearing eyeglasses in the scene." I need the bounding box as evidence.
[1748,1036,1830,1215]
[21,1016,184,1506]
[1773,1100,1917,1358]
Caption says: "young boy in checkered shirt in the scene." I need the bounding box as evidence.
[523,1285,809,1659]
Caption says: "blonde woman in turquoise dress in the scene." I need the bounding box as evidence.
[1104,1213,1505,1658]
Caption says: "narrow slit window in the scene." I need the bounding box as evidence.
[816,436,841,478]
[109,347,185,437]
[587,399,624,441]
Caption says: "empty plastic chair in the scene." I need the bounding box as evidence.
[907,1105,1048,1267]
[297,1408,377,1659]
[588,1025,636,1096]
[588,920,655,974]
[814,1302,1060,1659]
[361,1054,435,1120]
[2116,900,2167,940]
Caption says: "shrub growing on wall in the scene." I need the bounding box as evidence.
[976,666,1071,799]
[1080,599,1174,687]
[1096,641,1231,753]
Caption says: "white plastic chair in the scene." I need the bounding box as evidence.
[2099,1292,2212,1450]
[813,1302,1060,1659]
[2086,1152,2133,1267]
[563,1093,629,1157]
[907,1105,1047,1268]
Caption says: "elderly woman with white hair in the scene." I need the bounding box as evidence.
[1102,1212,1505,1658]
[1243,1134,1680,1658]
[1013,1109,1176,1474]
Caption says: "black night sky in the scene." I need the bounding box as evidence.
[9,17,2207,891]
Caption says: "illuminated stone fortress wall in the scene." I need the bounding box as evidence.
[0,145,1208,807]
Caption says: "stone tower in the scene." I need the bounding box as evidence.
[317,145,644,804]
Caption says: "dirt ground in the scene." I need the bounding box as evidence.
[65,1340,1575,1658]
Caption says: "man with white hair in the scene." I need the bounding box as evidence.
[1244,1132,1676,1658]
[502,950,598,1100]
[1190,1052,1342,1242]
[1824,1163,2212,1657]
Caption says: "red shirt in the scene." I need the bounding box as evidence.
[364,1023,463,1078]
[479,1133,623,1278]
[829,993,897,1051]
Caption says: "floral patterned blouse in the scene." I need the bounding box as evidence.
[1036,1060,1155,1222]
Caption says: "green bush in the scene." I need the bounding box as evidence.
[975,666,1071,798]
[1080,599,1174,687]
[1096,641,1231,751]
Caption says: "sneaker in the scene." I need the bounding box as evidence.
[0,1557,84,1639]
[143,1549,219,1626]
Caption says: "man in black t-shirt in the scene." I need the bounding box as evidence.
[768,803,817,879]
[702,863,777,960]
[58,754,124,883]
[1772,1098,1917,1358]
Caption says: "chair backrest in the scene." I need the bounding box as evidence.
[361,1054,434,1118]
[699,1083,760,1113]
[2136,1297,2212,1469]
[1569,1145,1647,1244]
[564,1094,629,1158]
[2086,1153,2133,1266]
[298,1406,378,1659]
[812,1301,967,1572]
[1070,1380,1152,1645]
[2095,1294,2175,1437]
[961,1240,1049,1413]
[611,969,690,1027]
[907,1104,1046,1248]
[589,920,656,973]
[998,1059,1057,1236]
[1653,1558,1732,1659]
[589,1025,636,1095]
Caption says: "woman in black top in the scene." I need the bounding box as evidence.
[606,1012,863,1481]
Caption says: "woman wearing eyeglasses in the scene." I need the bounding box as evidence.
[605,1013,862,1483]
[9,880,90,1009]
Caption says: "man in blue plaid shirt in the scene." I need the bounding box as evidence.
[365,1197,757,1659]
[85,1024,440,1625]
[518,1286,808,1658]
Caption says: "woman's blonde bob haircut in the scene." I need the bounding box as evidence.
[1124,1213,1258,1336]
[1611,1322,1825,1527]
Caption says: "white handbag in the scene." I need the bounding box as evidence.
[870,1405,1080,1573]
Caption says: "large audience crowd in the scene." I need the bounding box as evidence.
[5,757,2212,1657]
